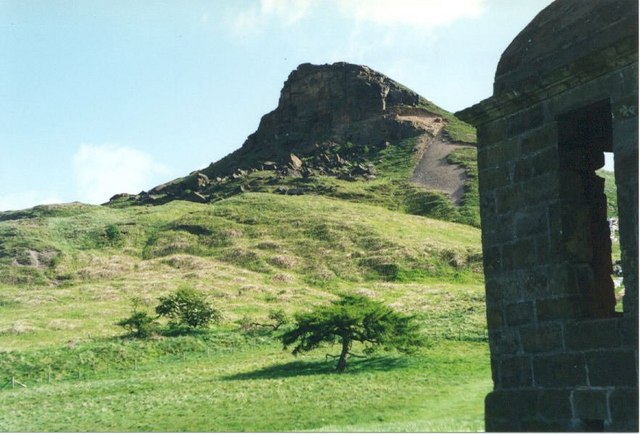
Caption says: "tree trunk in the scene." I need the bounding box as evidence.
[336,336,349,373]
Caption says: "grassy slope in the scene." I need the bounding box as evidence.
[0,193,489,431]
[120,120,481,229]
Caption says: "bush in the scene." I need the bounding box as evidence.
[116,311,158,338]
[105,224,122,244]
[156,287,221,330]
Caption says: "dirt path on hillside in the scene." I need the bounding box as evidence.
[410,132,469,204]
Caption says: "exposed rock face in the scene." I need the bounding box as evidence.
[110,62,472,206]
[244,62,424,152]
[202,62,434,177]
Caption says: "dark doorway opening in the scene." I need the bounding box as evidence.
[558,99,616,318]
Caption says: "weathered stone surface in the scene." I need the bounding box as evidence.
[504,301,534,326]
[533,353,587,387]
[493,0,637,94]
[519,322,563,353]
[456,0,638,431]
[289,153,303,170]
[572,389,609,420]
[500,356,533,388]
[536,389,573,421]
[486,390,538,420]
[236,62,430,160]
[489,328,519,355]
[586,350,638,387]
[536,296,590,321]
[564,319,622,351]
[609,388,640,431]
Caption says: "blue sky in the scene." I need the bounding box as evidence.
[1,0,560,211]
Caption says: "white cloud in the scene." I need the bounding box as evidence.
[336,0,485,28]
[72,143,171,205]
[231,0,484,34]
[232,0,313,33]
[0,191,63,212]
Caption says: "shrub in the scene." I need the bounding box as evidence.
[116,311,158,338]
[155,287,221,330]
[105,224,122,243]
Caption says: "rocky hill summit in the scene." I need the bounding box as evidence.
[110,62,476,217]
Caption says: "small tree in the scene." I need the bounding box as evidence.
[281,294,424,372]
[117,297,158,338]
[155,287,221,330]
[117,311,158,338]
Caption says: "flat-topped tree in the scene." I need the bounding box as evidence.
[281,294,424,372]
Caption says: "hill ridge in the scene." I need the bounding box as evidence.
[108,62,477,212]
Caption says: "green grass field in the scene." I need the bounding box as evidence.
[0,192,490,431]
[0,338,490,432]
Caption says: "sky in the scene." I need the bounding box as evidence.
[0,0,567,212]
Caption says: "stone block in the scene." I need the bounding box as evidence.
[495,185,521,213]
[549,264,578,296]
[479,166,511,191]
[533,353,588,387]
[485,272,523,303]
[535,235,551,262]
[519,124,558,155]
[506,105,545,138]
[515,208,549,238]
[505,301,534,326]
[486,390,537,420]
[536,389,573,420]
[502,238,536,270]
[536,296,589,321]
[490,328,520,355]
[478,139,519,168]
[521,268,549,298]
[513,147,557,182]
[484,278,503,304]
[586,350,638,387]
[500,355,533,388]
[519,322,564,353]
[565,318,622,351]
[521,173,559,205]
[619,317,639,347]
[572,389,609,420]
[477,118,507,145]
[609,388,639,432]
[484,214,516,245]
[520,418,570,432]
[522,173,560,206]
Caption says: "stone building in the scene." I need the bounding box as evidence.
[455,0,638,431]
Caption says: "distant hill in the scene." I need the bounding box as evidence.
[108,62,479,227]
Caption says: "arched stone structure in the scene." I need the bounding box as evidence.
[456,0,638,431]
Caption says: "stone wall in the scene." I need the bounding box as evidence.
[456,0,638,431]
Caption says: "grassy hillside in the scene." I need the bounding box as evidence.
[0,193,489,431]
[122,135,481,228]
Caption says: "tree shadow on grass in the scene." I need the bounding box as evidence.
[223,355,409,380]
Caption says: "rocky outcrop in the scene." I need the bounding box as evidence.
[242,62,425,152]
[198,62,439,177]
[109,62,471,206]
